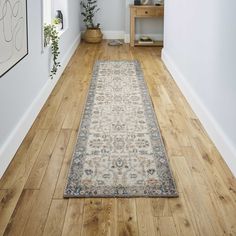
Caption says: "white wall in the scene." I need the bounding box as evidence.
[162,0,236,176]
[0,0,81,177]
[97,0,125,31]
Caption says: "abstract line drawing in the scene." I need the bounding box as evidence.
[0,0,28,77]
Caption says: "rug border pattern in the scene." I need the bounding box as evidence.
[64,60,178,198]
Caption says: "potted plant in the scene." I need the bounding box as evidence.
[81,0,103,43]
[44,24,61,79]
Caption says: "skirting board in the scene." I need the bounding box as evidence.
[162,49,236,177]
[81,31,163,43]
[124,33,163,43]
[102,31,125,40]
[81,31,125,40]
[0,33,81,178]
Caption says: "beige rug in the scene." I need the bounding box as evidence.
[64,61,178,198]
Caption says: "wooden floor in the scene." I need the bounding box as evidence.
[0,41,236,236]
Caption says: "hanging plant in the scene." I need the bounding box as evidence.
[44,24,61,79]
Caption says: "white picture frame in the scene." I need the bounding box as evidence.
[0,0,28,78]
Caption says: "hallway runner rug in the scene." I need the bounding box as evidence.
[64,61,178,198]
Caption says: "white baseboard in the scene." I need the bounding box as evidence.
[0,33,81,178]
[124,34,130,43]
[124,33,163,43]
[81,30,125,40]
[85,31,163,43]
[162,49,236,177]
[102,31,125,40]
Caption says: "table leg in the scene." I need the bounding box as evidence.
[130,10,135,47]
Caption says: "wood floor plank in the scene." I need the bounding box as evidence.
[193,137,236,202]
[81,199,103,236]
[0,130,48,235]
[61,199,84,236]
[0,189,23,236]
[22,130,71,236]
[62,95,82,130]
[172,156,218,235]
[42,199,68,236]
[3,190,38,236]
[0,190,7,200]
[53,130,77,199]
[169,196,197,236]
[117,199,138,236]
[0,129,46,189]
[101,199,118,236]
[39,79,69,130]
[190,138,236,235]
[48,79,78,132]
[24,129,61,189]
[136,199,156,236]
[150,198,172,217]
[182,146,232,235]
[81,198,117,236]
[71,88,89,131]
[158,216,179,236]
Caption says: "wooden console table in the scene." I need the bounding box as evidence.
[130,5,164,47]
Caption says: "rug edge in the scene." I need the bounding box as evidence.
[63,193,179,198]
[63,60,179,198]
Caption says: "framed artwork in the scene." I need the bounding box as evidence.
[0,0,28,78]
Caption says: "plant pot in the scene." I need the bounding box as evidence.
[84,28,103,43]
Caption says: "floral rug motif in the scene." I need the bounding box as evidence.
[64,61,178,197]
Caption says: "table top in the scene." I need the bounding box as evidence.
[130,4,164,8]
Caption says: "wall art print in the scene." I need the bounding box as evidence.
[0,0,28,77]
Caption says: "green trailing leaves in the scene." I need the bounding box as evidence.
[44,24,61,79]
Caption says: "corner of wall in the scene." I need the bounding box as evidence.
[161,48,236,177]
